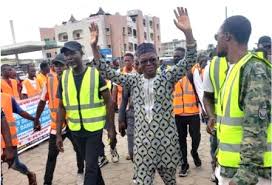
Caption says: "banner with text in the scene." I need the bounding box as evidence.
[15,95,51,153]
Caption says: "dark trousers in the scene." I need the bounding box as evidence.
[175,115,201,164]
[210,130,218,171]
[44,131,84,184]
[73,131,105,185]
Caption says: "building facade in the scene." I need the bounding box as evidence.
[40,8,161,59]
[39,28,58,60]
[160,39,186,57]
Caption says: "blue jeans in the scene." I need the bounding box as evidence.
[11,150,29,175]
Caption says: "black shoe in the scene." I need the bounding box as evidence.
[191,152,202,167]
[179,163,189,177]
[98,155,109,168]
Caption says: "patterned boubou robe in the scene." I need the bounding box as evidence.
[92,45,197,185]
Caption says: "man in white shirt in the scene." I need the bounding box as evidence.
[21,64,41,99]
[173,51,207,177]
[203,55,230,183]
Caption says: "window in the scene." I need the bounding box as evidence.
[131,17,136,23]
[134,44,137,50]
[150,33,154,41]
[144,32,147,40]
[58,32,68,41]
[53,37,55,40]
[46,53,52,58]
[108,45,111,48]
[157,24,160,30]
[133,29,137,38]
[128,27,132,35]
[123,27,126,35]
[149,21,153,28]
[128,42,133,51]
[105,27,111,36]
[73,30,83,40]
[124,44,127,51]
[157,35,160,41]
[63,35,68,40]
[143,19,146,26]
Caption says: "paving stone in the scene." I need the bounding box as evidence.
[3,120,214,185]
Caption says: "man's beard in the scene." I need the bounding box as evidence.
[217,50,227,58]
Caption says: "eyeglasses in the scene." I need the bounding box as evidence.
[139,57,157,65]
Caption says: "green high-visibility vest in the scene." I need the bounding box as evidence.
[217,52,272,168]
[209,56,228,116]
[62,67,106,132]
[254,51,271,65]
[256,51,265,59]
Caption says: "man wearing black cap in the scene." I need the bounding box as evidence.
[56,41,116,185]
[35,54,84,185]
[90,7,197,185]
[256,36,271,62]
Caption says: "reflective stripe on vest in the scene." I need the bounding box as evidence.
[22,79,41,97]
[1,93,18,148]
[173,64,199,115]
[209,57,228,130]
[62,67,106,132]
[1,79,20,99]
[209,57,228,113]
[47,73,65,131]
[217,53,272,168]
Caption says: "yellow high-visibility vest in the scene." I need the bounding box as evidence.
[62,67,106,132]
[217,53,272,167]
[209,56,228,116]
[209,57,228,130]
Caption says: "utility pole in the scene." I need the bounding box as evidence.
[9,20,19,66]
[225,6,228,19]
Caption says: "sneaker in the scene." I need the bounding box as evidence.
[98,155,109,168]
[132,177,137,184]
[110,148,119,163]
[191,151,202,167]
[126,154,131,160]
[210,172,216,182]
[179,163,189,177]
[76,173,84,185]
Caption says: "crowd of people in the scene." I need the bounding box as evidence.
[1,5,271,185]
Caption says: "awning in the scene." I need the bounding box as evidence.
[0,41,64,56]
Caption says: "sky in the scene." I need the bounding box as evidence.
[1,0,271,59]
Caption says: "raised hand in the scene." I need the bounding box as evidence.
[89,22,99,47]
[173,7,192,34]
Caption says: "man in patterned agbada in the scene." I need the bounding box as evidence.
[90,7,197,185]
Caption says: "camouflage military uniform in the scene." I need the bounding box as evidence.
[220,58,271,185]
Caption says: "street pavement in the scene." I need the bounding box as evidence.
[2,121,214,185]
